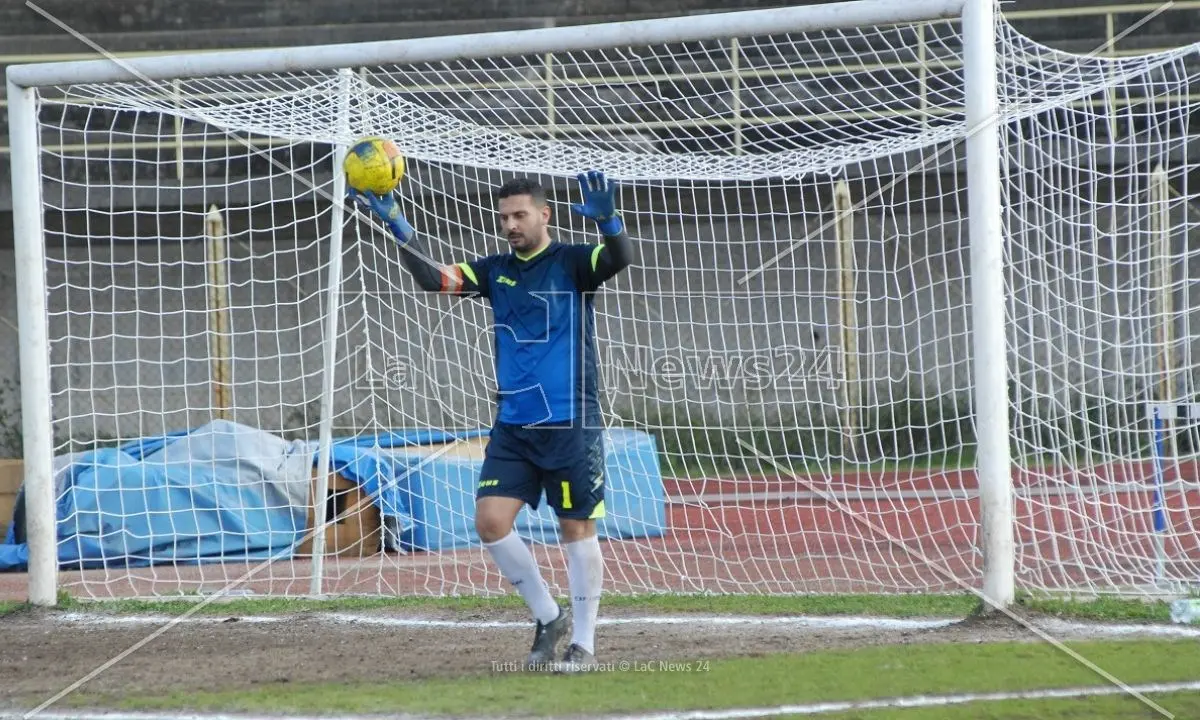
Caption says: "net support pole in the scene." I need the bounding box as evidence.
[8,79,56,607]
[962,0,1014,610]
[1150,163,1172,584]
[834,179,860,462]
[1151,163,1173,456]
[309,68,355,594]
[206,205,233,422]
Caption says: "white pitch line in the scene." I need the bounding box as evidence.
[604,680,1200,720]
[42,612,1200,638]
[1042,618,1200,639]
[48,612,954,632]
[4,680,1200,720]
[325,613,954,631]
[50,613,284,625]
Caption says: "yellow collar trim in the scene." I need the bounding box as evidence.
[515,241,552,262]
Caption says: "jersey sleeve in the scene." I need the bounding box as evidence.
[440,256,493,298]
[395,233,493,299]
[565,232,634,293]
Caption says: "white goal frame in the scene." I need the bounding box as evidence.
[5,0,1013,608]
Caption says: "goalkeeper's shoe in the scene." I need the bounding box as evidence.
[525,606,571,669]
[555,643,598,674]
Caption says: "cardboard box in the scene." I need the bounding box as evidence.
[0,459,21,539]
[294,467,382,558]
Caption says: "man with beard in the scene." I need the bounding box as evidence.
[349,171,634,672]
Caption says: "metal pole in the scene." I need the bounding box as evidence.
[7,79,56,606]
[730,38,745,155]
[206,205,233,421]
[962,0,1014,610]
[309,68,355,594]
[1150,163,1172,584]
[834,179,860,462]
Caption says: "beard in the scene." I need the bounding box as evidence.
[508,229,541,251]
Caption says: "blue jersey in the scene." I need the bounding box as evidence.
[449,239,627,426]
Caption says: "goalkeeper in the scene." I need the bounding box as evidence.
[350,171,634,672]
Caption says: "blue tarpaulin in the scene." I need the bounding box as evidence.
[389,427,666,551]
[0,421,665,571]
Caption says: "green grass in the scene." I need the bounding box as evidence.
[0,599,25,617]
[46,591,1177,624]
[1016,594,1172,623]
[89,639,1200,718]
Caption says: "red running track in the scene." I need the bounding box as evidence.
[2,464,1198,601]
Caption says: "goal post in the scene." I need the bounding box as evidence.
[9,0,1197,607]
[8,79,56,608]
[961,0,1014,611]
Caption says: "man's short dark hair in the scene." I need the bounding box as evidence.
[496,177,547,206]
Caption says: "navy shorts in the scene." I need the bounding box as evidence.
[476,421,606,520]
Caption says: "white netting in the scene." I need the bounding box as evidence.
[15,9,1200,598]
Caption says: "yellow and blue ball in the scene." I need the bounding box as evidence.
[343,137,405,195]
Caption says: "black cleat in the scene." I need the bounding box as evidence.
[556,643,598,673]
[525,606,571,669]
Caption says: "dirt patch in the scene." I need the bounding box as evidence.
[934,608,1036,641]
[0,605,1162,708]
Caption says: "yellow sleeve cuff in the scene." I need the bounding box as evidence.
[457,262,479,285]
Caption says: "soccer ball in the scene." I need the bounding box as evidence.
[343,137,405,195]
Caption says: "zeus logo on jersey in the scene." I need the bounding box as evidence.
[496,275,518,286]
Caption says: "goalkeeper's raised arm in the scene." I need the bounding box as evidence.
[348,170,634,298]
[348,188,491,296]
[566,170,634,292]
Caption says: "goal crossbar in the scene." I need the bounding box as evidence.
[5,0,966,88]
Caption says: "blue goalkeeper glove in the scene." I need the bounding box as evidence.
[571,170,624,237]
[348,188,415,245]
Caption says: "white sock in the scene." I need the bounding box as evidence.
[483,531,560,624]
[565,535,604,654]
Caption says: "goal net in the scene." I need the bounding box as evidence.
[8,1,1200,600]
